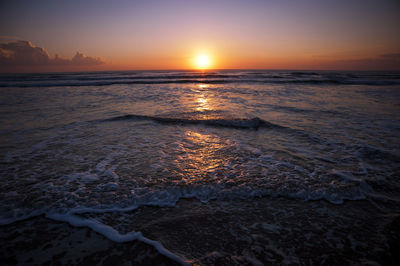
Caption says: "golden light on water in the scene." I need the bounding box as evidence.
[195,84,215,116]
[196,94,210,112]
[173,130,228,184]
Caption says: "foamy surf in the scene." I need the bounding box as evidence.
[47,212,190,265]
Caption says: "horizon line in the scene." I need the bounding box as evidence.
[1,67,400,75]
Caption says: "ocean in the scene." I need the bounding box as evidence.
[0,70,399,265]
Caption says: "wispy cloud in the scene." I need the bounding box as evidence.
[0,35,20,41]
[308,52,400,70]
[379,53,400,60]
[0,40,104,67]
[333,54,400,70]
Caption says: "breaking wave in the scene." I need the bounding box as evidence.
[102,114,283,130]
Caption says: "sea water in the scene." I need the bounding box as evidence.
[0,70,399,264]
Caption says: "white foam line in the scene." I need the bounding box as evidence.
[64,204,141,215]
[46,213,189,265]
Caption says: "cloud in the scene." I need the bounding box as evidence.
[71,51,104,65]
[0,40,104,67]
[0,35,20,41]
[379,53,400,60]
[337,54,400,70]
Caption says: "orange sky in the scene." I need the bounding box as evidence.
[1,0,399,72]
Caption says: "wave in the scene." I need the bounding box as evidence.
[100,113,329,146]
[290,71,320,76]
[1,70,399,87]
[2,79,398,88]
[101,113,329,145]
[102,114,283,130]
[0,74,239,83]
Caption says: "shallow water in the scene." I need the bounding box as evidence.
[1,70,399,264]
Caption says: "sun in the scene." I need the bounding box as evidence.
[195,55,211,69]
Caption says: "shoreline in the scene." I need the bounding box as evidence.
[1,196,399,265]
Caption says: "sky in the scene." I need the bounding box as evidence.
[0,0,399,72]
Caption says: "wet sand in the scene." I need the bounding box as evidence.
[1,196,399,265]
[0,216,180,265]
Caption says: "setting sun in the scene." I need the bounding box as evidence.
[195,55,211,69]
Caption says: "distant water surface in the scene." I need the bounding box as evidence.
[0,70,399,264]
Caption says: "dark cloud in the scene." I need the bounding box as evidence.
[326,53,400,71]
[0,40,104,66]
[379,53,400,60]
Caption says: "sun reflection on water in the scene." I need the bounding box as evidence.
[173,130,232,184]
[192,84,221,120]
[196,94,210,112]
